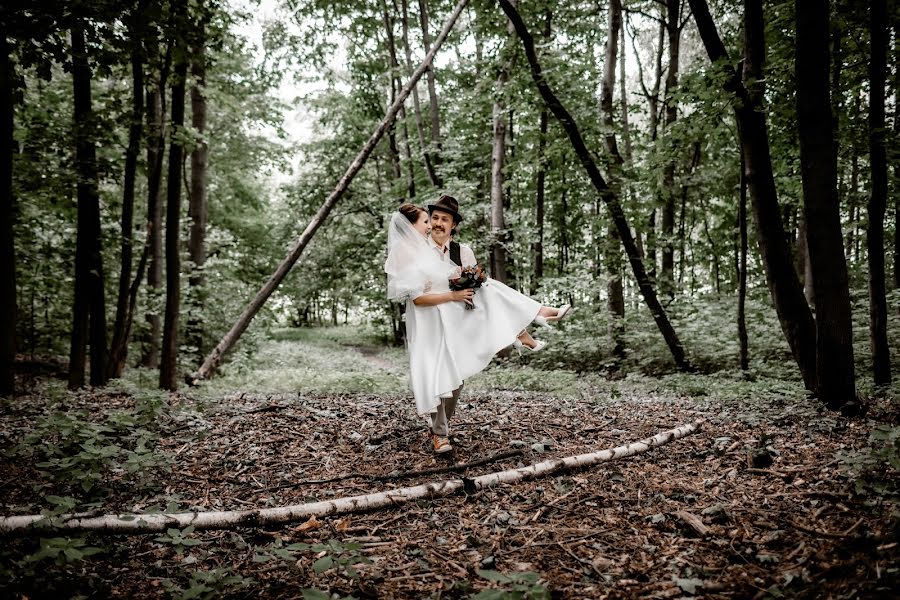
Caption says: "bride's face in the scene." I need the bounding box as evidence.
[413,210,431,237]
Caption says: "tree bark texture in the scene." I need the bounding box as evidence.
[601,0,625,357]
[381,0,417,199]
[140,42,169,369]
[68,23,109,389]
[660,0,681,299]
[490,8,514,284]
[689,0,817,392]
[191,0,470,382]
[893,25,900,292]
[188,17,209,359]
[867,0,891,384]
[108,4,147,380]
[0,421,702,535]
[0,27,15,395]
[160,0,188,391]
[532,106,548,293]
[738,148,749,370]
[418,0,444,178]
[795,0,856,406]
[499,0,693,372]
[401,0,440,188]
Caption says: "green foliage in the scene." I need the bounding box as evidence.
[474,570,550,599]
[20,536,103,566]
[160,568,253,600]
[255,539,372,580]
[836,425,900,499]
[154,526,205,554]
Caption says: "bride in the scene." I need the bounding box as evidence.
[385,203,570,424]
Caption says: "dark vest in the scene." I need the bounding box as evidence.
[449,241,462,267]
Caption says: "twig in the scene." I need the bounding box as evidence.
[789,519,857,539]
[374,449,524,481]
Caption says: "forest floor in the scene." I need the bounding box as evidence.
[1,327,898,599]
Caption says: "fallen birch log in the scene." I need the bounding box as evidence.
[0,421,702,536]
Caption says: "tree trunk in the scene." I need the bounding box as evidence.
[68,23,109,389]
[418,0,443,180]
[499,0,693,371]
[619,17,632,163]
[191,0,470,382]
[490,8,514,284]
[401,0,440,188]
[108,4,146,380]
[159,0,188,391]
[140,42,169,369]
[893,25,900,292]
[601,0,625,358]
[689,0,817,392]
[532,107,548,293]
[381,0,416,199]
[0,27,15,395]
[738,148,749,370]
[0,421,702,535]
[867,0,891,385]
[795,0,856,405]
[659,0,681,299]
[187,16,208,360]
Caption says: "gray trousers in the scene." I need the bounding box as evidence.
[430,383,463,437]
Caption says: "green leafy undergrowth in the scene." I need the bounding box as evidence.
[474,570,550,599]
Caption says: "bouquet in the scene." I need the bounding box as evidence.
[450,265,487,310]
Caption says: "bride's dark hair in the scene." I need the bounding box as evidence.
[399,203,425,224]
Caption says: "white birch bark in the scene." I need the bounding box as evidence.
[0,421,702,535]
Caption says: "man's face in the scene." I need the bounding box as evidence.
[429,210,455,245]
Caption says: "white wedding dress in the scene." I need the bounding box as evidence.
[385,213,541,416]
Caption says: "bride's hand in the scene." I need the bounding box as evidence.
[451,289,474,304]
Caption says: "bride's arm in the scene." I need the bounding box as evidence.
[413,289,474,306]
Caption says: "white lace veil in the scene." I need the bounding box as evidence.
[384,210,457,301]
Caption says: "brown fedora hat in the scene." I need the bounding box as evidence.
[427,194,464,222]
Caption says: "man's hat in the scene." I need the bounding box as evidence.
[427,194,463,223]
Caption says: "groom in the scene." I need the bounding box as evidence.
[426,194,474,454]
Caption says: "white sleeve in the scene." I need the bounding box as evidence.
[460,244,477,267]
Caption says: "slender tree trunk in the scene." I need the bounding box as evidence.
[192,0,469,382]
[689,0,817,392]
[796,212,815,306]
[738,148,749,370]
[141,42,169,369]
[867,0,891,385]
[68,24,109,389]
[796,0,856,405]
[531,10,550,294]
[490,7,513,283]
[500,0,693,371]
[418,0,443,180]
[893,25,900,292]
[108,5,146,380]
[159,0,188,391]
[659,0,681,299]
[187,17,208,359]
[619,18,632,163]
[0,27,15,395]
[401,0,440,188]
[601,0,625,358]
[847,117,859,260]
[381,0,416,199]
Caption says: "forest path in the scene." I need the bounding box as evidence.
[1,327,897,598]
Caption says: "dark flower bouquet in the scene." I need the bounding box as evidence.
[450,265,487,310]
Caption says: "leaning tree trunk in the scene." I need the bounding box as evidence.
[191,0,470,383]
[659,0,681,299]
[867,0,891,385]
[418,0,444,181]
[795,0,856,406]
[159,0,188,391]
[187,17,209,360]
[401,0,440,188]
[601,0,625,358]
[68,23,109,389]
[689,0,817,392]
[499,0,693,371]
[108,4,146,380]
[0,27,15,395]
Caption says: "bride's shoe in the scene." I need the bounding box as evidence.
[512,339,547,355]
[534,304,572,328]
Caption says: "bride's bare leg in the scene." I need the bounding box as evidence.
[537,306,555,318]
[517,329,538,349]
